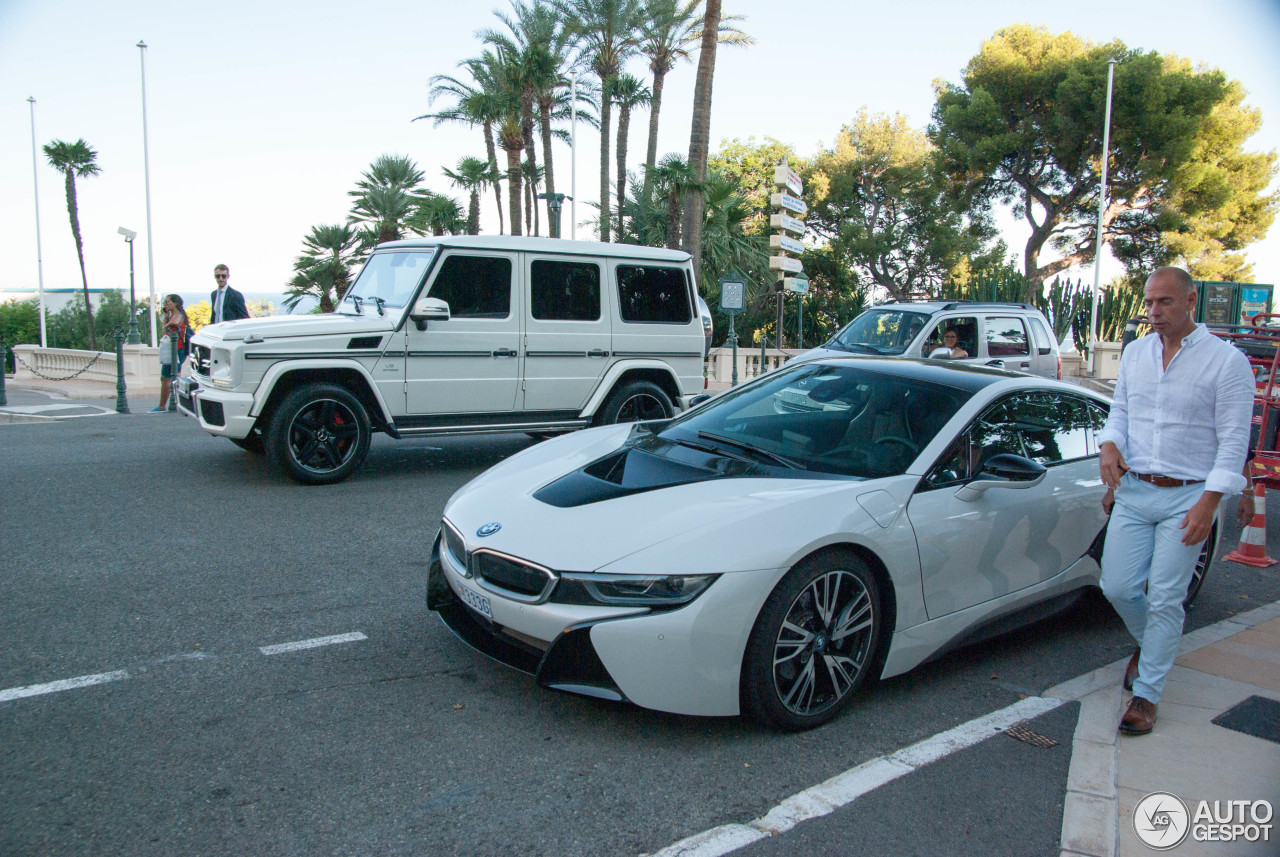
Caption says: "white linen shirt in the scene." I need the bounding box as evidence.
[1097,324,1255,495]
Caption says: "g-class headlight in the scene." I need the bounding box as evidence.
[553,573,719,607]
[210,347,234,388]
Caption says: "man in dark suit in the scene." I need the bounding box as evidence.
[211,264,249,323]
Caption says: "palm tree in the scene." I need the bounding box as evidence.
[645,153,707,249]
[682,0,721,272]
[611,73,650,236]
[444,157,499,235]
[420,64,508,234]
[291,223,361,312]
[638,0,753,179]
[347,154,424,198]
[349,185,414,246]
[408,192,467,236]
[43,139,101,349]
[554,0,644,242]
[522,158,547,235]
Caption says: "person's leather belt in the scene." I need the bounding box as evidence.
[1131,472,1204,488]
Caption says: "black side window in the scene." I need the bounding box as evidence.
[531,260,601,321]
[1015,394,1091,464]
[986,316,1030,357]
[617,265,692,323]
[427,255,512,319]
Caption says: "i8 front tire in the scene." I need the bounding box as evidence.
[742,551,882,731]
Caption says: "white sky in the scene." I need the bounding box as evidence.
[2,0,1278,309]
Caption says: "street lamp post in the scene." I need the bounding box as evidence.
[1088,58,1118,375]
[138,40,158,347]
[538,192,571,239]
[27,97,48,347]
[119,227,140,344]
[570,71,577,240]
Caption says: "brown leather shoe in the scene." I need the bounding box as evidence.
[1120,696,1157,735]
[1123,648,1141,692]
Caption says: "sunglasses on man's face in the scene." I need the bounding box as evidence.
[215,274,228,279]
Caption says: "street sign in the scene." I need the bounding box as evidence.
[720,280,745,312]
[769,192,808,216]
[769,255,803,273]
[769,234,805,254]
[783,273,810,294]
[773,164,803,196]
[769,213,806,235]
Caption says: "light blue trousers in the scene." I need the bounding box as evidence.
[1099,476,1207,704]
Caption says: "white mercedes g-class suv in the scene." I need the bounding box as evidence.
[175,236,707,484]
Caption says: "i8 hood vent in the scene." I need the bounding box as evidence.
[534,447,716,508]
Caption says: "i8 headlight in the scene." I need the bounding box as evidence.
[553,573,719,607]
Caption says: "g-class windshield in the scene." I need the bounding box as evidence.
[340,249,437,313]
[827,309,931,355]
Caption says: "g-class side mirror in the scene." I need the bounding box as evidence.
[410,297,451,330]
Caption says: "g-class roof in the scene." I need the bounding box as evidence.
[378,235,693,263]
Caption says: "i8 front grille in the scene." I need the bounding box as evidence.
[472,550,556,602]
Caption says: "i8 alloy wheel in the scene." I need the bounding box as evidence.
[1183,521,1218,609]
[743,552,882,730]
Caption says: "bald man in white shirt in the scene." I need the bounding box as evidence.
[1097,266,1254,736]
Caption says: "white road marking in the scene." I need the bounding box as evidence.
[644,695,1066,857]
[0,670,129,703]
[258,631,367,656]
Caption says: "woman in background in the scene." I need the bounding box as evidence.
[153,294,191,412]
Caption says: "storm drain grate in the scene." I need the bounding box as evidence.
[1004,724,1058,748]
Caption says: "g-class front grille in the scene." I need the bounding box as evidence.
[472,550,556,601]
[192,344,212,377]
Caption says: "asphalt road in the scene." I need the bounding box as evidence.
[2,413,1277,857]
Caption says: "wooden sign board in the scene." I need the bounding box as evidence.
[773,165,803,196]
[783,276,809,294]
[769,192,808,216]
[769,234,805,254]
[769,213,806,235]
[769,255,803,273]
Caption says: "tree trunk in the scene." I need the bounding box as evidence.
[64,169,96,349]
[506,146,524,236]
[522,94,539,236]
[468,190,480,235]
[645,67,666,176]
[666,191,682,250]
[539,99,557,237]
[616,104,632,238]
[683,0,721,275]
[598,78,612,242]
[484,121,504,235]
[525,169,534,236]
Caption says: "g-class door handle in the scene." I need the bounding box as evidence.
[986,360,1005,368]
[587,349,610,358]
[493,348,518,358]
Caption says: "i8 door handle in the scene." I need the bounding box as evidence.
[587,349,610,358]
[493,348,518,358]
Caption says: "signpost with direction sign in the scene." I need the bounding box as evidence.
[769,158,806,350]
[719,271,746,386]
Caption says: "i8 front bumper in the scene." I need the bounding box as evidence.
[425,531,785,717]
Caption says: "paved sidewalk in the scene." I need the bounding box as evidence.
[1057,600,1280,857]
[0,376,164,422]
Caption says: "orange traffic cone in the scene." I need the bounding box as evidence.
[1225,483,1278,567]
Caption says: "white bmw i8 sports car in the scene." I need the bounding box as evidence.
[427,357,1218,730]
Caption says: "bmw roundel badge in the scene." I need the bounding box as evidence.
[476,522,502,537]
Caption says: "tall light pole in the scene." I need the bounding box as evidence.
[119,227,140,343]
[570,71,577,240]
[1088,58,1118,375]
[138,40,158,347]
[27,97,48,347]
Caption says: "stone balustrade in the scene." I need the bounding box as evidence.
[10,344,166,385]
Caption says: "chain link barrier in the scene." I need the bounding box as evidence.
[3,342,111,381]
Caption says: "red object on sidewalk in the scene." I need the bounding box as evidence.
[1224,483,1278,567]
